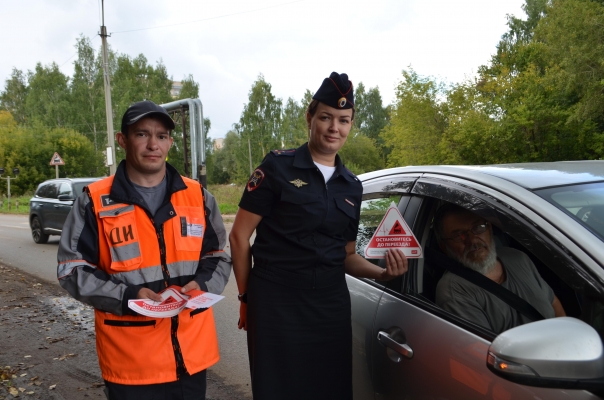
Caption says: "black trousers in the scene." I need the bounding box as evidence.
[104,369,207,400]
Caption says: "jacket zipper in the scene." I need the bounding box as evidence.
[156,223,188,377]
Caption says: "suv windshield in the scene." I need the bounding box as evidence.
[73,181,96,197]
[535,182,604,241]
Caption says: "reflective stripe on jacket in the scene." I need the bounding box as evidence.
[87,175,219,385]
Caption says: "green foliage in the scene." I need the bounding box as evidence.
[354,82,390,159]
[217,77,391,183]
[207,183,244,214]
[0,68,28,124]
[0,35,205,192]
[381,69,447,167]
[0,194,31,215]
[339,133,383,174]
[0,112,101,196]
[178,75,200,100]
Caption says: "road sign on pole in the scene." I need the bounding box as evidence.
[50,152,65,179]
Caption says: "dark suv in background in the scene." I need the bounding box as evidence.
[29,178,100,243]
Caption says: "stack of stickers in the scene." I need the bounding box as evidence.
[128,286,224,318]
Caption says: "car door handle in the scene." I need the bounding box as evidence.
[377,331,414,359]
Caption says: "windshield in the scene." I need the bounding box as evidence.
[73,180,97,197]
[535,182,604,241]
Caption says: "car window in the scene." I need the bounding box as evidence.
[36,183,57,199]
[356,195,404,261]
[536,182,604,241]
[73,181,96,196]
[405,179,604,340]
[58,182,73,197]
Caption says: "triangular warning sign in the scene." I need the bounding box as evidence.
[364,202,423,259]
[49,152,65,166]
[389,220,406,235]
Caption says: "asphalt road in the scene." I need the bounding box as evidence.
[0,213,252,398]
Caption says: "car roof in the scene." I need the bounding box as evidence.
[40,177,101,184]
[358,161,604,190]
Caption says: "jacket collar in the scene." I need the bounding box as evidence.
[110,160,188,207]
[293,142,356,183]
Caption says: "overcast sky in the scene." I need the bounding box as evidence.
[1,0,525,139]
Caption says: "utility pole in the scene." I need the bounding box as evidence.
[100,0,116,175]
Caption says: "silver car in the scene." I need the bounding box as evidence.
[349,161,604,399]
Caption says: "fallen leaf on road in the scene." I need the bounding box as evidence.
[20,373,26,377]
[49,384,56,390]
[9,387,19,396]
[26,391,34,395]
[18,388,25,392]
[23,355,31,358]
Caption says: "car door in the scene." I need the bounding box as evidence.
[55,181,75,229]
[44,182,64,232]
[366,174,603,399]
[349,173,418,399]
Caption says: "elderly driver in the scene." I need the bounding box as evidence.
[434,203,565,334]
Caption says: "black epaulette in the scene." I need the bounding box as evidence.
[343,165,360,181]
[271,149,296,156]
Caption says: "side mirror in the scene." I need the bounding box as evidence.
[488,317,604,391]
[57,194,74,202]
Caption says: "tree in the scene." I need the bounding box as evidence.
[381,70,447,167]
[70,35,105,155]
[178,74,200,100]
[236,75,283,181]
[210,130,241,184]
[280,97,308,148]
[24,62,71,128]
[338,133,383,174]
[0,68,29,125]
[354,82,390,163]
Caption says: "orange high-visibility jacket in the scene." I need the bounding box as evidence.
[87,175,219,385]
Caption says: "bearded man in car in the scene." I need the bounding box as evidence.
[434,203,566,334]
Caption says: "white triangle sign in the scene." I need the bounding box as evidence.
[49,152,65,166]
[364,202,423,259]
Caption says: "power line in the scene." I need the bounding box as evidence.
[112,0,305,34]
[59,52,78,68]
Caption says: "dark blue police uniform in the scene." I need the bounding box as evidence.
[239,142,362,400]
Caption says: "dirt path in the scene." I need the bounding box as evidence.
[0,263,250,400]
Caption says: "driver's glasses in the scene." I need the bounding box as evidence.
[443,222,489,243]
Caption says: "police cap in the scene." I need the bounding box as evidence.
[312,72,354,109]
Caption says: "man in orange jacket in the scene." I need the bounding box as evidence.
[57,101,232,399]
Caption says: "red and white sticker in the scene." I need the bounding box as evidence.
[364,202,423,259]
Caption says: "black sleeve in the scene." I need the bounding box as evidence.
[343,183,363,241]
[238,155,279,217]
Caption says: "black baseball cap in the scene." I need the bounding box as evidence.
[120,100,175,134]
[312,72,354,109]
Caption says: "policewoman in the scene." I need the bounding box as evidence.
[229,72,409,400]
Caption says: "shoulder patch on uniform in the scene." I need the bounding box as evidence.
[247,168,265,192]
[100,194,118,207]
[271,148,296,156]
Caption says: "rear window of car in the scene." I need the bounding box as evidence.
[535,182,604,240]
